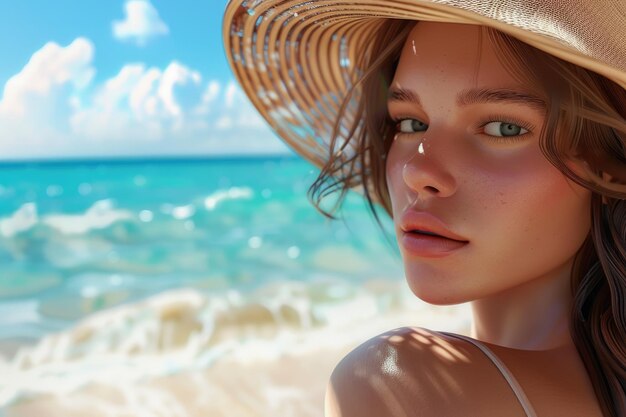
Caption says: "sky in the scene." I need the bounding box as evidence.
[0,0,292,161]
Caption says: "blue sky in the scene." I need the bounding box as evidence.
[0,0,291,160]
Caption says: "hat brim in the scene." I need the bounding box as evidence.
[223,0,626,168]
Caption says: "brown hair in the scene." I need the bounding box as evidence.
[309,19,626,417]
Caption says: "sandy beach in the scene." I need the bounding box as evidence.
[4,345,344,417]
[2,302,472,417]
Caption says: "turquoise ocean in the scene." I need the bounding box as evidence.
[0,156,454,413]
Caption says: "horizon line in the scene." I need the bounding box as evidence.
[0,153,301,167]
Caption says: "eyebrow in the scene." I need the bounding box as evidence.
[388,86,547,111]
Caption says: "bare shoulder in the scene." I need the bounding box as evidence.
[325,326,489,417]
[325,327,605,417]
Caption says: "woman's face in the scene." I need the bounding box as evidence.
[385,22,592,305]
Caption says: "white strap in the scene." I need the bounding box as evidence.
[438,331,539,417]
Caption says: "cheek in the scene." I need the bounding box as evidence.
[484,159,592,258]
[535,174,591,242]
[385,143,407,211]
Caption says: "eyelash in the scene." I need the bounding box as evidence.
[390,114,535,143]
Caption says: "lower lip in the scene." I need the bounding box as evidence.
[401,232,469,258]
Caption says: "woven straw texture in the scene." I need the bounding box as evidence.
[223,0,626,168]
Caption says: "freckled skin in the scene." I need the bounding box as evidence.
[386,22,591,350]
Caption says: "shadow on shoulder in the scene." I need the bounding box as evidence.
[325,326,482,417]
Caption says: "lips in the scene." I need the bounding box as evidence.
[411,229,447,238]
[400,211,468,242]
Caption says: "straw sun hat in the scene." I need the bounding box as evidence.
[222,0,626,169]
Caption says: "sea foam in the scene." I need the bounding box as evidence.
[0,278,471,409]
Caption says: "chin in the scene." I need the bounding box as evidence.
[404,271,473,306]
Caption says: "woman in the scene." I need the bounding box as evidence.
[223,1,626,416]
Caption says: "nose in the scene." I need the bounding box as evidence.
[401,138,457,198]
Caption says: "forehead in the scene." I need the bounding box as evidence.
[394,21,520,88]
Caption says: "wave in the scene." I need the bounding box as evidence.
[0,200,133,238]
[203,186,253,210]
[0,186,255,240]
[0,203,37,238]
[0,278,471,408]
[42,199,134,235]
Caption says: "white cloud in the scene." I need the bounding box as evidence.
[0,38,290,160]
[224,82,237,108]
[112,0,169,46]
[70,61,203,141]
[159,62,202,118]
[194,81,220,116]
[0,38,94,119]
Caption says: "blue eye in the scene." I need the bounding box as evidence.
[484,121,528,137]
[396,119,428,133]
